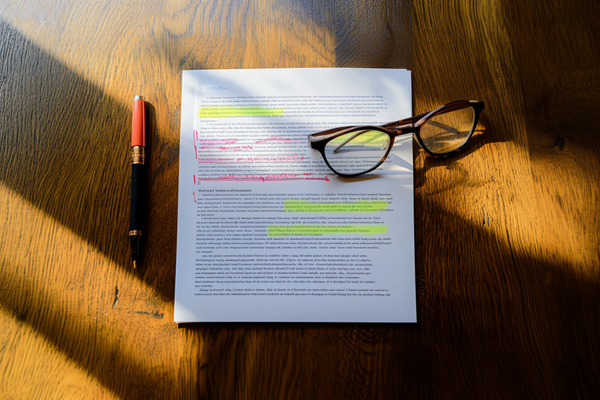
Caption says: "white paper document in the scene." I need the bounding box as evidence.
[174,68,415,322]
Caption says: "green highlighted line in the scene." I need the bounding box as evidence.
[199,106,284,118]
[267,225,388,237]
[284,200,388,213]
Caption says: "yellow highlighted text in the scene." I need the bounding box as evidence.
[284,200,389,213]
[267,224,388,237]
[198,106,284,118]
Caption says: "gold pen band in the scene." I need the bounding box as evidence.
[129,230,143,237]
[131,145,145,165]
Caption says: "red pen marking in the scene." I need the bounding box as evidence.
[193,192,197,203]
[193,175,196,184]
[196,173,329,182]
[255,136,290,144]
[201,145,254,151]
[198,156,304,164]
[198,138,238,145]
[255,136,304,144]
[235,156,304,163]
[198,158,235,163]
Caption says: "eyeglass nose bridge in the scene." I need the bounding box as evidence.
[389,123,418,137]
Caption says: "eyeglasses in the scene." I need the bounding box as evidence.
[308,100,485,177]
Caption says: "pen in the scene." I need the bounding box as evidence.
[130,95,145,268]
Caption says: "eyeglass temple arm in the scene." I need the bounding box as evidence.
[424,120,461,133]
[331,129,372,153]
[309,125,358,148]
[310,109,435,141]
[380,112,426,129]
[382,111,461,134]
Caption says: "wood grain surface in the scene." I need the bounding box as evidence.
[1,0,599,398]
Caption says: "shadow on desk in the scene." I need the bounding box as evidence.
[0,21,131,262]
[414,128,490,191]
[0,20,177,298]
[2,0,600,395]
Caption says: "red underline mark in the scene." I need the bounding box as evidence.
[197,158,235,163]
[201,145,254,151]
[198,156,304,163]
[197,138,239,145]
[255,137,305,144]
[196,173,329,182]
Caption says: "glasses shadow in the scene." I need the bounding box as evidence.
[414,129,490,191]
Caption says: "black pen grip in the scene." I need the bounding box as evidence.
[130,163,145,231]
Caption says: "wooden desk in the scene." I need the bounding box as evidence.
[1,0,598,398]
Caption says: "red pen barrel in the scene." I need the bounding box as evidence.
[132,96,145,147]
[130,95,145,268]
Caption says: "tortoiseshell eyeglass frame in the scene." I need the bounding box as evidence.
[308,100,485,177]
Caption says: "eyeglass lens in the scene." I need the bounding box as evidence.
[323,129,391,175]
[419,106,475,154]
